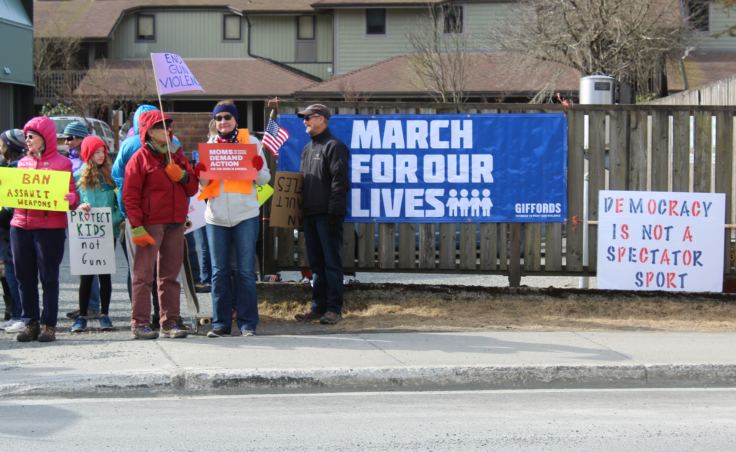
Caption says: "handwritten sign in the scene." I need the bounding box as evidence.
[67,207,116,275]
[597,190,725,292]
[0,167,70,211]
[269,172,303,229]
[150,53,204,95]
[198,143,257,180]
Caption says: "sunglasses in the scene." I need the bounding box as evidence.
[304,114,322,121]
[151,122,170,130]
[64,136,77,142]
[25,134,40,140]
[214,114,233,122]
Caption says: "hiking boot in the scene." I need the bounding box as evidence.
[38,325,56,343]
[70,317,87,333]
[207,328,228,338]
[295,310,323,322]
[194,283,211,293]
[132,325,159,340]
[98,315,114,331]
[161,325,188,339]
[319,312,342,325]
[16,321,40,342]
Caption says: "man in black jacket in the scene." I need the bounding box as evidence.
[295,104,349,325]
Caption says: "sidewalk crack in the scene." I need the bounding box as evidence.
[572,332,633,362]
[156,342,180,368]
[361,335,408,365]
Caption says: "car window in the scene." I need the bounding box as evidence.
[92,122,105,138]
[52,119,75,135]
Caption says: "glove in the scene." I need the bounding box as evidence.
[252,155,264,171]
[131,226,155,247]
[193,162,206,178]
[64,192,76,202]
[165,162,185,182]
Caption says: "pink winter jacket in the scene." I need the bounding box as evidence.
[11,116,79,230]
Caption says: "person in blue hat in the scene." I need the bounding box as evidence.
[63,120,90,174]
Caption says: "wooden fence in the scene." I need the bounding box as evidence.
[649,76,736,106]
[260,102,736,285]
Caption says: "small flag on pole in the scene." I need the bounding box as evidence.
[262,118,289,157]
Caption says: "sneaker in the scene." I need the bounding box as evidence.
[38,325,56,343]
[161,325,188,339]
[132,325,159,340]
[98,315,114,331]
[262,274,282,282]
[241,328,255,337]
[16,321,40,342]
[4,320,26,333]
[319,312,342,325]
[194,283,211,293]
[295,310,324,322]
[299,277,311,284]
[70,317,87,333]
[207,328,228,338]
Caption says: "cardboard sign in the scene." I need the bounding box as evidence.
[198,143,257,180]
[269,172,303,229]
[0,167,71,211]
[67,207,116,275]
[596,190,725,292]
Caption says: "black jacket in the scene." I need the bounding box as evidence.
[300,128,350,216]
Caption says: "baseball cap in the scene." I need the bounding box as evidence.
[297,104,331,120]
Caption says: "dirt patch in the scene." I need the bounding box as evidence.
[254,282,736,335]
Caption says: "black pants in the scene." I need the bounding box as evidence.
[79,274,111,316]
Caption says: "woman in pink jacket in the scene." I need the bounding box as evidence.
[12,116,79,343]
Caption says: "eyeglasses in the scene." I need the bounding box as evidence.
[214,114,233,122]
[25,134,40,140]
[304,114,321,121]
[64,136,76,142]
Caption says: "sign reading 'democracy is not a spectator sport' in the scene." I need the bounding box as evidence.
[276,114,567,223]
[67,207,116,275]
[596,190,725,292]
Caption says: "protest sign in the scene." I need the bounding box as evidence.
[185,192,206,234]
[269,172,303,229]
[0,167,70,212]
[67,207,116,275]
[596,190,725,292]
[198,143,257,180]
[257,183,273,206]
[150,53,204,95]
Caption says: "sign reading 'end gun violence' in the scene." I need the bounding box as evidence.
[67,207,116,275]
[596,190,725,292]
[269,172,303,229]
[0,167,71,211]
[198,143,257,180]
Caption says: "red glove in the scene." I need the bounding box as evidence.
[165,162,185,182]
[194,162,206,178]
[252,155,264,171]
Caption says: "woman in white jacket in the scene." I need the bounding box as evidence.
[196,100,270,337]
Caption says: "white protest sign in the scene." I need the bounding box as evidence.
[67,207,116,275]
[596,190,725,292]
[186,192,206,234]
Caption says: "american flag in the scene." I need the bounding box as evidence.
[262,118,289,157]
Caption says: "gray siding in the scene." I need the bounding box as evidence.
[692,3,736,50]
[0,21,33,85]
[109,10,250,59]
[250,14,332,62]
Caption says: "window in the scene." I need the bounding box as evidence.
[686,0,709,31]
[136,14,155,41]
[366,9,386,35]
[297,15,315,40]
[223,14,241,40]
[443,5,463,34]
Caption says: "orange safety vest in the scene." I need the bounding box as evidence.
[197,128,254,200]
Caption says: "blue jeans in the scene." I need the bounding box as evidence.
[206,217,259,332]
[303,214,344,315]
[87,276,101,313]
[195,227,211,284]
[0,229,21,319]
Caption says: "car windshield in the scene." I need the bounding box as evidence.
[52,119,78,135]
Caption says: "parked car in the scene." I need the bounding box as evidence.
[50,116,116,155]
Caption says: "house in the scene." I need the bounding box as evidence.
[0,0,34,131]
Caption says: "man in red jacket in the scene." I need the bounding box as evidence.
[123,111,198,339]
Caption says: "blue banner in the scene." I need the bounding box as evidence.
[277,113,567,223]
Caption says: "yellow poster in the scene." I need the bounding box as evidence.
[256,183,273,206]
[0,167,71,212]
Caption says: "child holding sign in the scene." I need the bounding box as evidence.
[70,136,123,333]
[11,116,79,343]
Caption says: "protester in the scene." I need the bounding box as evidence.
[294,104,349,325]
[0,129,25,333]
[197,100,270,337]
[123,111,197,339]
[12,116,79,342]
[70,136,123,333]
[63,120,89,173]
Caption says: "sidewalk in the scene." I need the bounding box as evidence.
[1,330,735,398]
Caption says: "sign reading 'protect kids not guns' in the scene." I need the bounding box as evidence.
[596,190,725,293]
[0,167,71,212]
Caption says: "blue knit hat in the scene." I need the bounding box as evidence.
[63,120,90,139]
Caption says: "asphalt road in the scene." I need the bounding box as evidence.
[1,388,735,451]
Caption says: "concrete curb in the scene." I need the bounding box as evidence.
[2,364,736,398]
